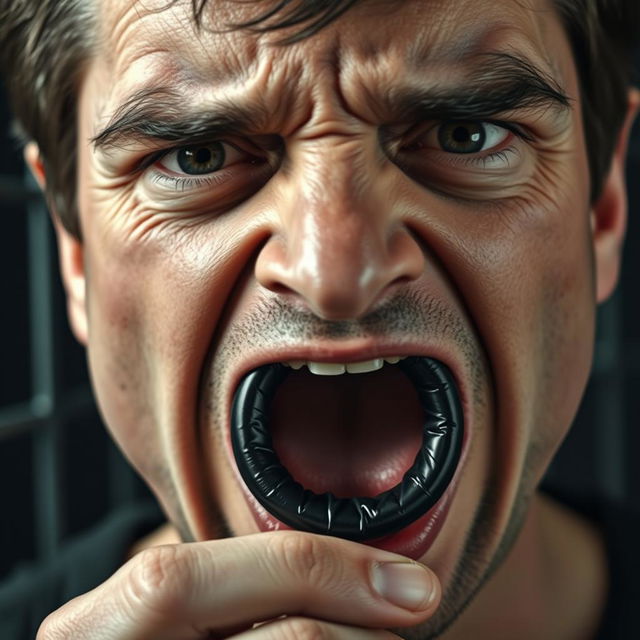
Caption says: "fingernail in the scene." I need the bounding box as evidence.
[371,561,436,611]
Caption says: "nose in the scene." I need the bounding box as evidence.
[255,144,425,320]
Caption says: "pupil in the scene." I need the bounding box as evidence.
[194,148,212,164]
[452,126,471,143]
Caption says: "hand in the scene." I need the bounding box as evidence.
[37,531,441,639]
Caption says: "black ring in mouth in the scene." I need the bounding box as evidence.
[231,357,464,541]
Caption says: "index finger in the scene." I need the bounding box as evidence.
[39,531,440,639]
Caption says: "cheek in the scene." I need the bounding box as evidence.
[492,190,595,466]
[80,187,269,505]
[533,215,596,453]
[83,236,165,484]
[406,171,595,466]
[523,161,596,440]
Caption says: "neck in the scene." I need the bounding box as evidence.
[440,491,609,640]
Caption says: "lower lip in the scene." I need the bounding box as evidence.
[233,453,464,560]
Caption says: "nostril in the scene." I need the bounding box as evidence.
[267,282,292,297]
[390,274,417,288]
[255,238,289,289]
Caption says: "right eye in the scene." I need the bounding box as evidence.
[158,141,247,176]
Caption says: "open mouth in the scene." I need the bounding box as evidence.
[231,356,464,542]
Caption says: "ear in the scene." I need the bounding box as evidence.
[593,88,640,303]
[24,143,88,345]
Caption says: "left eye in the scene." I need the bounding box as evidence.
[430,121,511,154]
[158,142,243,175]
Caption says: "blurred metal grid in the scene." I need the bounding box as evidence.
[26,172,65,559]
[0,172,138,566]
[593,296,626,503]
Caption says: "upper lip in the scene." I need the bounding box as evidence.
[223,338,467,417]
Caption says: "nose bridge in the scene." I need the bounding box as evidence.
[296,142,380,279]
[255,136,425,320]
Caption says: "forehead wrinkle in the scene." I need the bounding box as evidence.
[339,20,569,124]
[100,0,257,91]
[398,0,566,82]
[471,0,568,83]
[94,0,575,141]
[93,60,195,136]
[94,1,273,135]
[100,0,162,70]
[407,21,558,79]
[93,53,311,147]
[297,0,567,123]
[95,1,190,121]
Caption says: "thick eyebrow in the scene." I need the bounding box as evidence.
[91,87,270,152]
[389,51,571,123]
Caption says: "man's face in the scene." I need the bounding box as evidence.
[68,0,606,634]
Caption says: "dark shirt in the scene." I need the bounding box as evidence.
[0,495,637,638]
[541,490,640,640]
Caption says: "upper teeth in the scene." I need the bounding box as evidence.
[283,356,406,376]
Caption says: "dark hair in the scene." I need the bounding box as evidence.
[0,0,637,237]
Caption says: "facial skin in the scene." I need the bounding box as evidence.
[44,0,632,636]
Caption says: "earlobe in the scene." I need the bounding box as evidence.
[593,88,640,303]
[24,142,88,345]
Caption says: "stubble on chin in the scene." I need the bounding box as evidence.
[390,460,537,639]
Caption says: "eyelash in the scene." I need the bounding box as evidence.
[442,145,520,169]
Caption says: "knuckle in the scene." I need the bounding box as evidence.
[267,532,343,591]
[36,607,78,640]
[276,617,334,640]
[36,612,60,640]
[125,544,191,618]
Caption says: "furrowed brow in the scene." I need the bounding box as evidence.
[391,51,571,122]
[92,87,267,152]
[93,52,569,153]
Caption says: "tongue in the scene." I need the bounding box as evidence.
[270,366,423,498]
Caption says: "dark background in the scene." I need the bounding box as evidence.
[0,56,639,580]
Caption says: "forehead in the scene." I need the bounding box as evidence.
[90,0,570,130]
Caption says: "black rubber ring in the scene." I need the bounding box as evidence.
[231,357,463,541]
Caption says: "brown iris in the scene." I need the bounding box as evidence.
[437,121,486,154]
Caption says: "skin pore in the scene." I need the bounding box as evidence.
[32,0,637,637]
